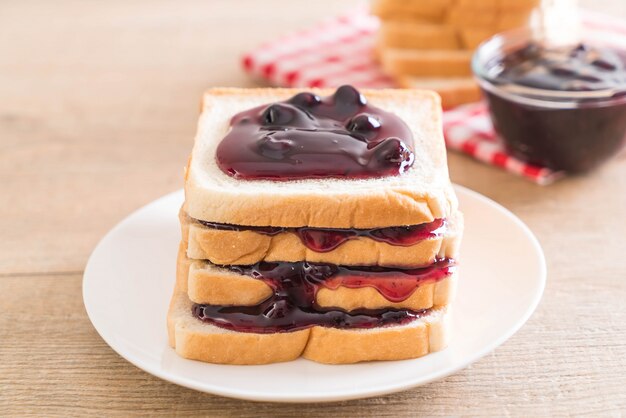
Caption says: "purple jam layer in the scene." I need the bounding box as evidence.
[215,85,415,180]
[196,218,446,252]
[192,259,454,333]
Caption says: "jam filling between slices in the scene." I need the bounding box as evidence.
[197,218,446,252]
[215,85,415,180]
[192,259,454,333]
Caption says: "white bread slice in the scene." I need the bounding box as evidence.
[378,21,461,50]
[380,49,473,78]
[397,77,481,109]
[167,284,451,365]
[185,88,456,228]
[184,210,463,267]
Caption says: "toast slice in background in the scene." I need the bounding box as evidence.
[185,88,457,228]
[446,7,535,28]
[378,22,461,50]
[371,0,452,22]
[380,49,473,78]
[374,0,539,107]
[397,77,482,109]
[373,0,539,20]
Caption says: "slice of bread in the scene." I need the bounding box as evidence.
[167,284,451,365]
[447,8,499,27]
[175,242,457,311]
[458,28,498,49]
[378,22,461,50]
[184,258,457,312]
[446,6,534,28]
[380,49,473,78]
[167,285,309,364]
[183,211,463,267]
[371,0,452,22]
[496,13,536,31]
[458,21,535,49]
[491,0,540,10]
[373,0,539,21]
[302,306,450,364]
[448,0,540,10]
[185,88,457,228]
[397,77,482,109]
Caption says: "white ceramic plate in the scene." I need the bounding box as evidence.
[83,185,545,403]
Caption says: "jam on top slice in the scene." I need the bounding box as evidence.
[215,85,415,180]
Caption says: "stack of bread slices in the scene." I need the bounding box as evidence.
[168,87,463,365]
[374,0,540,108]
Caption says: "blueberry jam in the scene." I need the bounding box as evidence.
[192,259,454,333]
[492,42,626,91]
[197,218,445,252]
[215,85,415,180]
[481,42,626,172]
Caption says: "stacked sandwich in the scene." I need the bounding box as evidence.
[168,85,463,364]
[374,0,540,108]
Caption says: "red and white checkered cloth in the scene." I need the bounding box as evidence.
[242,10,626,184]
[442,103,563,184]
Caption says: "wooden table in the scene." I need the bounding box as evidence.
[2,1,625,415]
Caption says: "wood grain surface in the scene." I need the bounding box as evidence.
[1,1,625,416]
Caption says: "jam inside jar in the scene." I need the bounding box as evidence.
[473,29,626,173]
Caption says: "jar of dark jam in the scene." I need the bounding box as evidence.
[472,29,626,173]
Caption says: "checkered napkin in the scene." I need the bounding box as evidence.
[242,10,625,184]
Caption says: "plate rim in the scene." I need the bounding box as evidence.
[83,184,546,403]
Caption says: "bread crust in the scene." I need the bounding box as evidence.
[185,88,456,228]
[168,286,310,365]
[302,308,451,364]
[303,325,431,364]
[184,211,463,267]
